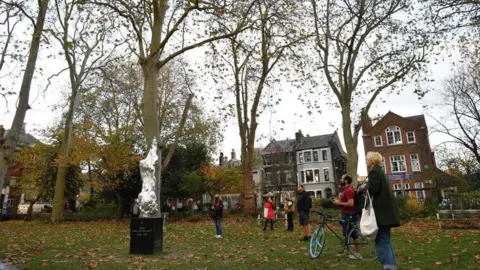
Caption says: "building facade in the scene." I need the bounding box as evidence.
[294,131,347,199]
[261,130,347,200]
[361,112,436,202]
[0,124,39,214]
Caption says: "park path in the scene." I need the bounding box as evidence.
[0,261,17,270]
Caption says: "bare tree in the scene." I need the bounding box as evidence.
[47,0,123,221]
[0,0,50,200]
[87,0,257,217]
[209,0,309,215]
[428,0,480,30]
[308,0,431,183]
[432,62,480,165]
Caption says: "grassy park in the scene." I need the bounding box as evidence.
[1,217,479,269]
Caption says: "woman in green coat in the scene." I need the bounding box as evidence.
[359,151,400,270]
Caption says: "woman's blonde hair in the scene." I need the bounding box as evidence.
[366,151,383,165]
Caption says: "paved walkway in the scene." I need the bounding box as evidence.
[0,262,17,270]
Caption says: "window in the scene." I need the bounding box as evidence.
[9,176,17,186]
[386,126,402,145]
[325,188,333,199]
[393,184,402,190]
[381,158,386,173]
[314,170,320,182]
[316,191,323,199]
[304,151,312,162]
[375,136,382,147]
[407,132,416,143]
[410,153,421,172]
[390,156,406,172]
[313,151,319,162]
[305,170,314,182]
[415,183,425,201]
[300,172,305,183]
[322,150,328,161]
[323,168,330,181]
[299,153,304,163]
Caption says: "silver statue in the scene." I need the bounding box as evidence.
[137,139,159,218]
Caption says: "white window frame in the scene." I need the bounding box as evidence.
[323,168,330,181]
[390,155,406,172]
[304,151,312,162]
[381,157,387,173]
[415,183,425,201]
[406,131,416,143]
[321,149,328,161]
[313,150,319,162]
[298,152,304,164]
[314,169,320,182]
[386,126,402,145]
[410,153,421,172]
[374,136,383,147]
[305,170,314,183]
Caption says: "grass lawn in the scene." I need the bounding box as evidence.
[0,217,479,269]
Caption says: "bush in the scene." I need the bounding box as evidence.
[462,191,480,209]
[406,198,424,217]
[65,203,118,221]
[312,198,335,209]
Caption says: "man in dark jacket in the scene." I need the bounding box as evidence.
[359,151,400,270]
[296,184,312,241]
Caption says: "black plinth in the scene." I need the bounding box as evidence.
[130,217,163,255]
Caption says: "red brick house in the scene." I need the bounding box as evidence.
[0,124,39,214]
[361,112,436,202]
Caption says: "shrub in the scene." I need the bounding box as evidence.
[313,198,335,209]
[406,198,424,217]
[462,191,480,209]
[65,203,118,221]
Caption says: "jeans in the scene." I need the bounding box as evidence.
[375,227,397,270]
[340,214,359,240]
[215,218,222,236]
[287,213,294,231]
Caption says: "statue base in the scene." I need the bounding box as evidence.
[129,217,163,255]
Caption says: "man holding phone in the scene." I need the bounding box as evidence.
[332,174,361,259]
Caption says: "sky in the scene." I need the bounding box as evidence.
[0,6,463,178]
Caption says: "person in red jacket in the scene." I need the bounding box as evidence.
[263,196,275,231]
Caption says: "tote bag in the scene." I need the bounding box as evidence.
[360,190,378,240]
[263,208,268,218]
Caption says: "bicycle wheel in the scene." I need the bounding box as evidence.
[346,228,377,261]
[309,226,326,259]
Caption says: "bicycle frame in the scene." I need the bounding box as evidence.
[317,213,356,248]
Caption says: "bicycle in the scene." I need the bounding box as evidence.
[309,211,377,261]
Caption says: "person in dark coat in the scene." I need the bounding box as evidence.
[359,151,400,270]
[211,194,223,238]
[296,184,312,241]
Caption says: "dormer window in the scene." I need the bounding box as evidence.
[386,126,402,145]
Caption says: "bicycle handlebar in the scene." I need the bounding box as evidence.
[312,210,332,218]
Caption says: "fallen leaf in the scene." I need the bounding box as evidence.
[90,261,98,268]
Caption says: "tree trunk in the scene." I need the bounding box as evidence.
[51,89,81,222]
[26,194,41,221]
[341,109,359,186]
[0,0,50,192]
[142,61,162,217]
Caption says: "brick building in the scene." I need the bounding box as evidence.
[0,124,39,214]
[361,112,436,202]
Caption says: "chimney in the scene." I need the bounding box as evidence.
[360,112,372,135]
[295,130,304,145]
[219,152,224,166]
[231,149,236,160]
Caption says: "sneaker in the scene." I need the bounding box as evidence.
[348,254,357,260]
[336,252,345,257]
[301,236,309,241]
[218,235,222,238]
[215,235,220,238]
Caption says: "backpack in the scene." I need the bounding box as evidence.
[354,189,366,216]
